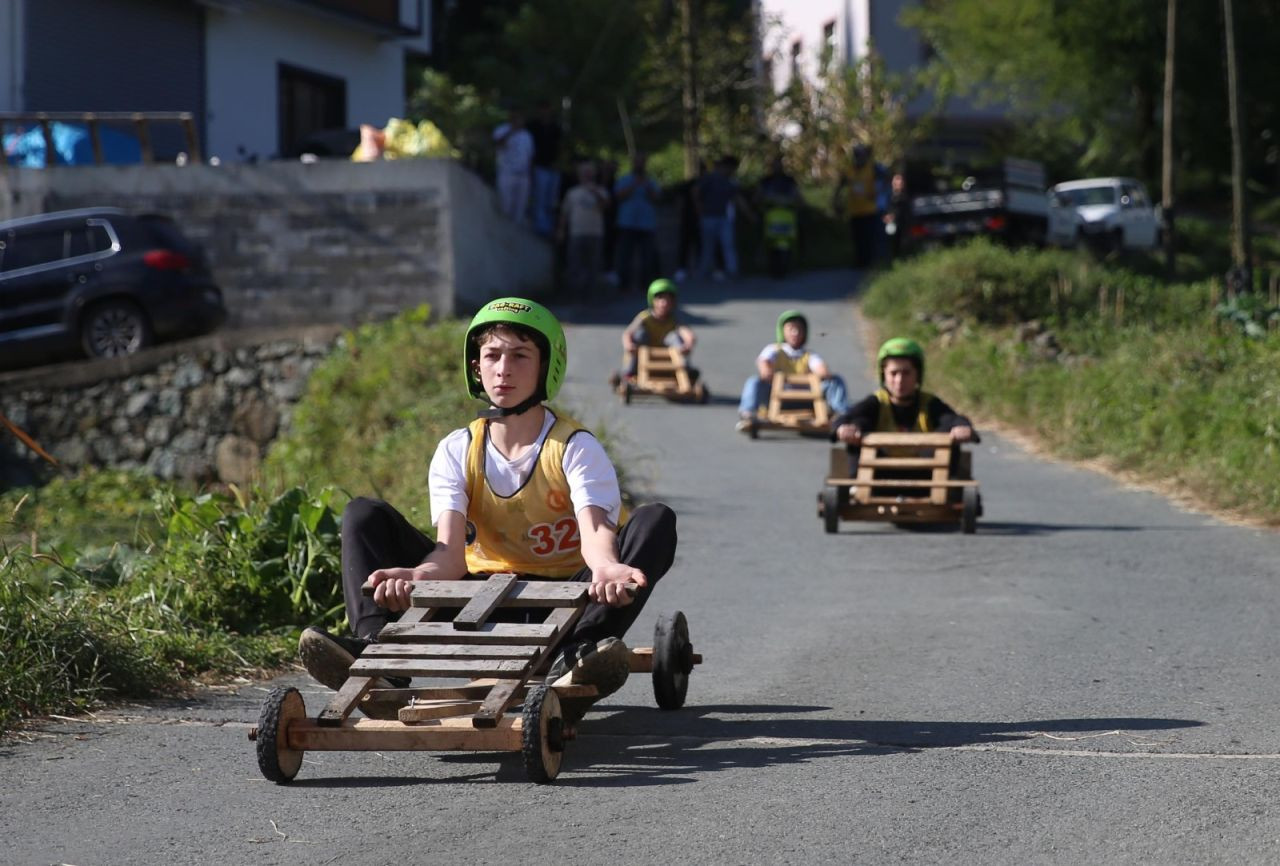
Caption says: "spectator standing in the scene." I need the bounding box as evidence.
[834,143,882,268]
[526,101,563,236]
[493,109,534,224]
[884,171,912,261]
[558,161,610,304]
[696,155,745,280]
[613,152,662,293]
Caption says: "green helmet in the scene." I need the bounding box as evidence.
[776,309,807,343]
[877,337,925,384]
[464,298,567,403]
[647,278,678,307]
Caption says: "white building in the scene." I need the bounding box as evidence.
[1,0,432,163]
[758,0,1007,161]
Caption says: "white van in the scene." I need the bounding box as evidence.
[1046,177,1161,250]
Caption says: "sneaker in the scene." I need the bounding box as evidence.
[673,268,688,283]
[608,372,621,390]
[545,637,632,722]
[734,413,756,433]
[297,626,409,691]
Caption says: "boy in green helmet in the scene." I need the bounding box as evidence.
[736,309,849,432]
[831,337,976,473]
[611,277,698,386]
[299,298,679,720]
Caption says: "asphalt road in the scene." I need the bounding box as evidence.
[6,270,1280,866]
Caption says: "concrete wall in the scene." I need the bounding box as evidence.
[0,157,552,327]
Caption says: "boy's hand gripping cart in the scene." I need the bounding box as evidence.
[741,372,829,438]
[250,575,701,784]
[619,345,709,404]
[818,432,981,534]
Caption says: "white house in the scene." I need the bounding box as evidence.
[1,0,432,163]
[757,0,1007,160]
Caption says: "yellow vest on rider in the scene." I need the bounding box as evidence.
[875,387,934,432]
[463,416,586,578]
[773,344,811,375]
[841,163,878,218]
[635,311,679,346]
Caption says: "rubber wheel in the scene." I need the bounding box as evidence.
[653,612,693,710]
[747,421,758,440]
[522,685,565,783]
[821,486,840,534]
[81,299,152,359]
[694,382,710,404]
[256,686,306,784]
[622,382,633,405]
[962,486,979,534]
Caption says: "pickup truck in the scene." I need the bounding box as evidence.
[1046,177,1161,251]
[909,158,1049,247]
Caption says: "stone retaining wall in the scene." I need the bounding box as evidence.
[0,326,341,488]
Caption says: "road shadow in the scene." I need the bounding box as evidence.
[829,521,1203,536]
[536,703,1206,788]
[284,703,1203,789]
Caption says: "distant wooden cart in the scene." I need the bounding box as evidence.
[818,432,980,533]
[741,372,830,438]
[250,576,701,784]
[618,345,708,404]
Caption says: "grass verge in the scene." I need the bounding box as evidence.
[861,240,1280,524]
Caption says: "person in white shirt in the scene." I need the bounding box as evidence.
[736,309,849,432]
[557,160,610,303]
[493,109,534,223]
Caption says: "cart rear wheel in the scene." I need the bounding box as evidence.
[694,382,710,404]
[256,686,305,783]
[653,612,693,710]
[522,685,565,783]
[622,382,633,405]
[962,486,978,534]
[821,486,841,534]
[747,420,758,439]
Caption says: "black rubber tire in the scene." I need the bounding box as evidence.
[80,299,152,359]
[962,486,979,534]
[822,486,841,534]
[256,686,305,784]
[653,611,692,710]
[695,382,710,404]
[522,685,565,783]
[622,382,632,405]
[747,421,758,440]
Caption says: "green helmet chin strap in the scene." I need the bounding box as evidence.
[464,298,567,417]
[876,336,925,384]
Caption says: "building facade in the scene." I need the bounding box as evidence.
[1,0,431,163]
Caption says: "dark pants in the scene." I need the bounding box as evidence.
[614,228,658,292]
[850,215,880,268]
[340,497,677,646]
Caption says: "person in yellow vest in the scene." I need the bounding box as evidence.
[833,143,885,268]
[611,278,698,386]
[299,298,678,721]
[736,310,849,432]
[831,337,976,479]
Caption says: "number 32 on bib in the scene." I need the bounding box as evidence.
[527,517,581,556]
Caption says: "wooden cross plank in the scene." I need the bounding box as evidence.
[858,456,950,469]
[398,699,485,723]
[452,573,519,630]
[317,676,378,727]
[378,621,559,645]
[360,643,541,660]
[472,606,582,728]
[409,580,588,609]
[350,657,532,679]
[827,478,978,488]
[861,432,954,447]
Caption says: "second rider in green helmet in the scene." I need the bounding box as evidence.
[611,278,699,386]
[299,298,678,722]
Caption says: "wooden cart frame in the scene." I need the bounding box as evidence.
[818,432,980,533]
[618,345,708,404]
[741,372,830,438]
[250,575,701,784]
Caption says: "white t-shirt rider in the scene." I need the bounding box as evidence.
[428,410,622,530]
[757,341,825,373]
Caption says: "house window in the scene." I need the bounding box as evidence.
[278,63,347,159]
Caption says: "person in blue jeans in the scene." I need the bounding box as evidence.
[696,155,747,280]
[736,310,849,431]
[613,152,662,293]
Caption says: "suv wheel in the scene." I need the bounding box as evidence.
[81,300,152,359]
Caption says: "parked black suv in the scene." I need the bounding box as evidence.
[0,207,226,367]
